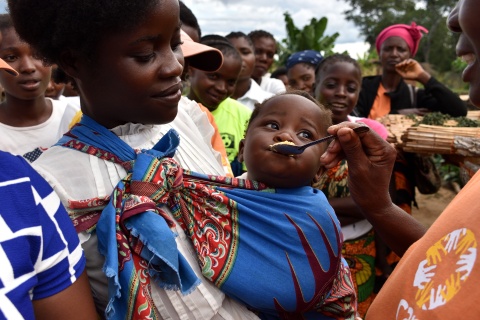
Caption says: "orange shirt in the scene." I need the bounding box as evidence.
[367,170,480,319]
[368,83,391,120]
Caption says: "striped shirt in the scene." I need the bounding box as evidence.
[0,151,85,319]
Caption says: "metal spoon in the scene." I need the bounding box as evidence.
[269,126,370,155]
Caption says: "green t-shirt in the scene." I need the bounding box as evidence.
[211,98,252,166]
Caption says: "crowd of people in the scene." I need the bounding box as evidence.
[0,0,478,318]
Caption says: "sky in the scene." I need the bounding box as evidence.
[0,0,370,57]
[182,0,370,58]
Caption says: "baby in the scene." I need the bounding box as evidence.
[105,90,359,318]
[176,90,359,318]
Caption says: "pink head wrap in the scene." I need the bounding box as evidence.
[375,22,428,57]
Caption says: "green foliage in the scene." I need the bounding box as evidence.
[355,49,381,76]
[274,1,466,94]
[445,58,470,94]
[341,0,458,73]
[452,57,468,73]
[277,12,339,67]
[438,161,461,184]
[433,155,460,187]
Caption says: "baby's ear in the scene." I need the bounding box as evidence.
[237,139,246,163]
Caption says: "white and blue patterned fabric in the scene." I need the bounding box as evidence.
[0,151,85,319]
[286,50,323,70]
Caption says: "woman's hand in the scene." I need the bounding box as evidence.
[395,59,431,84]
[320,122,426,256]
[320,122,396,214]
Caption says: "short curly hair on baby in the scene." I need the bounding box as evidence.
[7,0,158,65]
[245,90,332,135]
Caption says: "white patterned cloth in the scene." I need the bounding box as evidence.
[0,151,85,319]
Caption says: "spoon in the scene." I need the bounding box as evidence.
[269,126,370,155]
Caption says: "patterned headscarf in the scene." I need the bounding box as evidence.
[286,50,323,70]
[375,22,428,57]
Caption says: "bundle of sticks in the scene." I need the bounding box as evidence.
[402,125,480,156]
[376,112,480,156]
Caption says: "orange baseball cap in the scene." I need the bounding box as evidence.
[181,30,223,72]
[0,58,18,76]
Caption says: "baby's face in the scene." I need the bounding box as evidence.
[239,94,328,188]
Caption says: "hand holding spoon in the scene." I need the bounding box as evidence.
[269,126,370,156]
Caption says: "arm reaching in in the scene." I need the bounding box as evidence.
[320,122,427,256]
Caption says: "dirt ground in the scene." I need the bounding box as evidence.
[411,184,458,228]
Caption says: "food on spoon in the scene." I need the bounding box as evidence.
[269,141,297,157]
[269,140,296,151]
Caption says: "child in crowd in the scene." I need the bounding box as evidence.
[180,30,233,177]
[7,0,257,318]
[313,53,389,317]
[188,34,251,176]
[44,64,66,100]
[286,49,323,96]
[0,56,96,320]
[315,54,388,136]
[226,31,273,110]
[52,66,78,97]
[177,3,233,177]
[46,65,80,104]
[248,29,286,94]
[271,66,289,88]
[0,14,77,160]
[45,64,82,114]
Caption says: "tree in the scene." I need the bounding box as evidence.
[341,0,458,73]
[277,12,339,67]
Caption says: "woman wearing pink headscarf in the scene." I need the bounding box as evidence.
[353,22,467,119]
[352,22,467,215]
